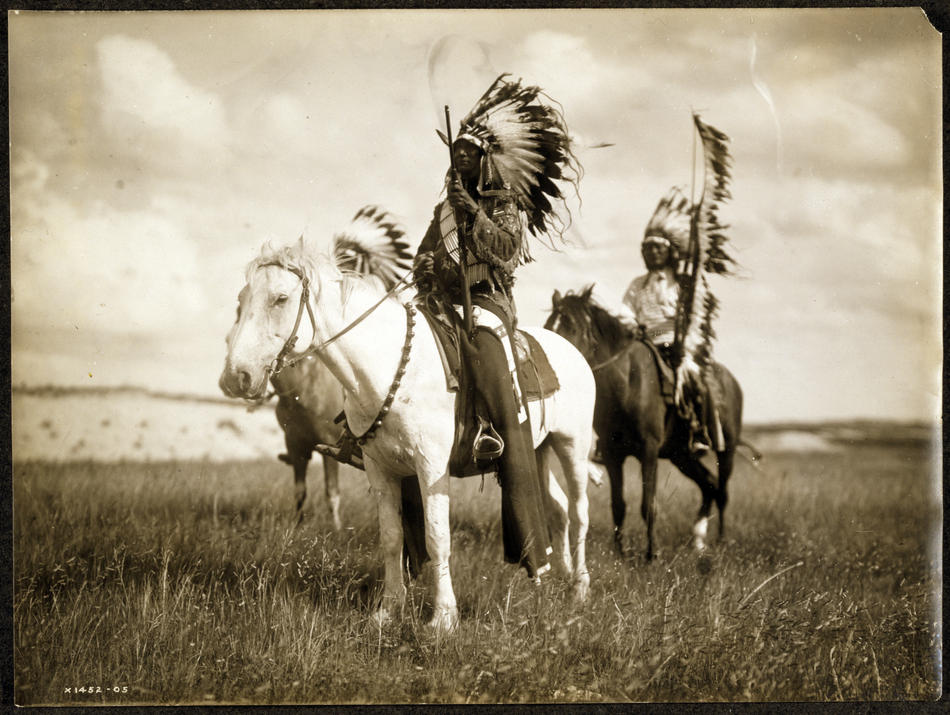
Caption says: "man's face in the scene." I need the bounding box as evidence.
[642,240,672,270]
[452,139,482,180]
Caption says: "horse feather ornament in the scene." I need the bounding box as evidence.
[674,114,736,404]
[333,205,414,290]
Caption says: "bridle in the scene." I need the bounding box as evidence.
[256,261,413,380]
[248,259,418,445]
[267,263,317,378]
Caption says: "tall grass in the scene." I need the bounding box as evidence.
[13,445,941,704]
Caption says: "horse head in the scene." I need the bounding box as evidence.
[545,285,636,365]
[545,285,599,361]
[219,237,328,400]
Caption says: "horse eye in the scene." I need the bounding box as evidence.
[274,294,289,306]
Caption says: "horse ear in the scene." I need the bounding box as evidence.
[552,289,562,306]
[581,283,595,300]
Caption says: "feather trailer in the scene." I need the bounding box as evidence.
[332,205,413,290]
[456,74,582,251]
[674,114,735,401]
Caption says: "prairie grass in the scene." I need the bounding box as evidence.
[13,444,941,704]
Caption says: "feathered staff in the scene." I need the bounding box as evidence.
[672,114,736,402]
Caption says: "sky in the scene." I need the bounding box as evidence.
[9,8,943,424]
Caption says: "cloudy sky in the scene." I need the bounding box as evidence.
[9,8,942,424]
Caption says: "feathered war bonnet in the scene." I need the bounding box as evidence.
[642,186,693,262]
[442,74,583,262]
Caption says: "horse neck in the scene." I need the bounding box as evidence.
[580,312,624,366]
[307,266,406,421]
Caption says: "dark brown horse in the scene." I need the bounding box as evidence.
[545,285,744,560]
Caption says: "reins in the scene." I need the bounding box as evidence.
[260,262,414,380]
[589,341,638,372]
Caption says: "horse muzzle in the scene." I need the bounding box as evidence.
[219,363,270,400]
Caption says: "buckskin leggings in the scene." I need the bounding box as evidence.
[461,321,551,578]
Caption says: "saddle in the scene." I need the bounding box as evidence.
[641,340,726,450]
[418,300,560,477]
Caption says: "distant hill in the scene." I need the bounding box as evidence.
[13,384,282,462]
[11,385,937,463]
[744,420,934,450]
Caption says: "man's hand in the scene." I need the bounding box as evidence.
[446,176,479,216]
[413,252,434,277]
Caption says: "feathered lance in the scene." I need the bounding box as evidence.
[672,120,700,373]
[670,113,735,448]
[444,105,474,336]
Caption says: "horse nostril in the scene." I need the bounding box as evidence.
[239,370,252,392]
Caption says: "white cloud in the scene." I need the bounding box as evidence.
[96,34,231,164]
[12,161,208,337]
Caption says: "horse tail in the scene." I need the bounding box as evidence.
[737,438,763,466]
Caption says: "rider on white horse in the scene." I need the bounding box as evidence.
[412,74,583,580]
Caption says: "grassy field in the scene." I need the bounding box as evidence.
[13,442,942,704]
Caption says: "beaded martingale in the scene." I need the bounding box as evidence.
[353,301,416,446]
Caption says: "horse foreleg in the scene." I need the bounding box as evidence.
[640,445,660,561]
[715,449,735,539]
[605,454,627,556]
[322,456,342,531]
[670,454,717,552]
[364,462,406,626]
[284,454,308,523]
[417,471,458,632]
[551,438,591,602]
[538,444,572,579]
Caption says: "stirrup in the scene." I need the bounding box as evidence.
[315,432,365,470]
[473,417,504,462]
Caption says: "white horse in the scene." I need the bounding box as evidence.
[220,237,598,631]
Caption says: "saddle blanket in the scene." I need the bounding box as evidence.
[420,302,560,403]
[418,300,560,478]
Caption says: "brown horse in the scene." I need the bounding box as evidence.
[545,286,744,560]
[271,356,345,528]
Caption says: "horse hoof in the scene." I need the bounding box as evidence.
[697,553,713,575]
[425,608,458,633]
[370,608,393,628]
[572,574,590,603]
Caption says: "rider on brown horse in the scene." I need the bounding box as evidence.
[616,189,714,455]
[413,74,582,580]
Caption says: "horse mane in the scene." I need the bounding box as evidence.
[248,236,392,308]
[247,238,324,284]
[557,285,634,354]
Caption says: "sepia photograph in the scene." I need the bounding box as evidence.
[9,7,943,705]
